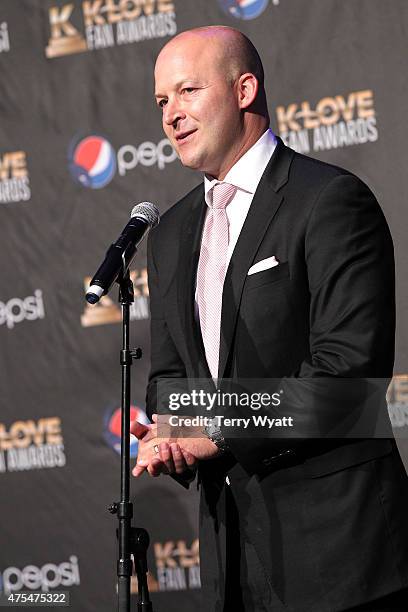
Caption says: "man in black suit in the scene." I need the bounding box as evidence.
[131,26,408,611]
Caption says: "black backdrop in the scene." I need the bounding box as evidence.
[1,1,407,609]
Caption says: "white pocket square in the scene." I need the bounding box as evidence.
[248,256,279,276]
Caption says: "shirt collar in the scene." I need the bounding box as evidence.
[204,129,277,206]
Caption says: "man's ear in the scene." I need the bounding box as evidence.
[237,73,259,109]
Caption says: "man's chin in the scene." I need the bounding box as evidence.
[178,152,204,171]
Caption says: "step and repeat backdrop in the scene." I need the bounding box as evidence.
[1,1,407,610]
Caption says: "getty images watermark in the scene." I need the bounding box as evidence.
[166,387,293,430]
[168,387,282,410]
[153,378,402,439]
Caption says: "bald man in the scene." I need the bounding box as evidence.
[132,27,408,611]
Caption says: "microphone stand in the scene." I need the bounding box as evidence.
[108,270,154,612]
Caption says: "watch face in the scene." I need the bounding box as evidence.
[204,418,217,436]
[206,422,218,436]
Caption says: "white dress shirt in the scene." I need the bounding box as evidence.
[197,130,277,473]
[203,128,277,265]
[194,128,277,322]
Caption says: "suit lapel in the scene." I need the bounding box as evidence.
[218,139,295,379]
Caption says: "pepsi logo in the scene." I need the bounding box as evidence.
[104,405,150,458]
[69,135,116,189]
[68,133,177,188]
[218,0,270,20]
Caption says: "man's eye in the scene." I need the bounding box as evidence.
[182,88,195,94]
[158,99,167,108]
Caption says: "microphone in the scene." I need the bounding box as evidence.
[86,202,160,304]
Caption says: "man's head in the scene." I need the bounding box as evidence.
[154,26,269,180]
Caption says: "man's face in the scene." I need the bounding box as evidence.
[154,35,242,179]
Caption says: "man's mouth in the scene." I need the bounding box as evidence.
[175,130,196,143]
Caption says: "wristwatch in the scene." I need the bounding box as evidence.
[203,418,228,453]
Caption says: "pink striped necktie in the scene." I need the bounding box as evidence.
[196,182,237,379]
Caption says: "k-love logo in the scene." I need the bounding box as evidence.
[0,417,66,474]
[0,151,31,204]
[0,22,10,53]
[131,539,200,593]
[275,89,378,154]
[218,0,279,21]
[387,375,408,429]
[68,135,176,189]
[45,0,177,58]
[81,268,149,326]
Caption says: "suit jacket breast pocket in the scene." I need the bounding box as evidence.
[245,261,290,291]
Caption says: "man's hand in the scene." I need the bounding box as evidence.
[130,414,220,478]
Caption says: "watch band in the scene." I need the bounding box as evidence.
[203,419,228,452]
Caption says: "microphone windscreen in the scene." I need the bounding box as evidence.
[130,202,160,227]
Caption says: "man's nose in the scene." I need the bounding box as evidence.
[163,99,185,127]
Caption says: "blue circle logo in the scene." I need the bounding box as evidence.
[68,135,116,189]
[218,0,269,20]
[104,405,150,458]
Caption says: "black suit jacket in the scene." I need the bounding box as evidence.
[146,139,408,611]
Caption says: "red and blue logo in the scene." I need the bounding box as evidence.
[69,135,116,189]
[104,405,150,458]
[218,0,269,20]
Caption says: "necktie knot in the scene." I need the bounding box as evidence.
[211,182,237,210]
